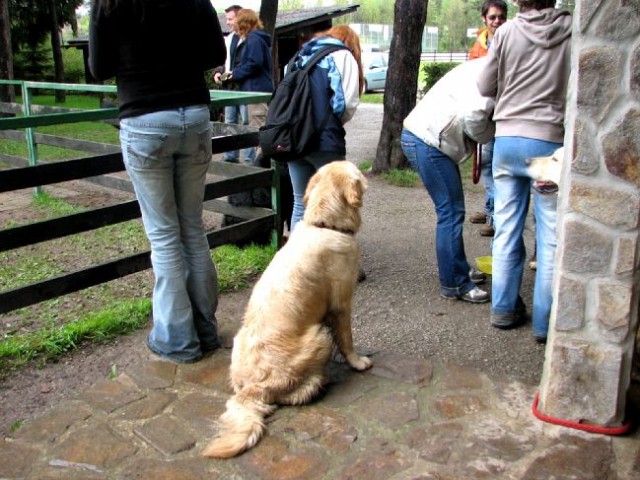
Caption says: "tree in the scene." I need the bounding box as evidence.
[373,0,428,173]
[0,0,14,102]
[260,0,278,37]
[9,0,83,99]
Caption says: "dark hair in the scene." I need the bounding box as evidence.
[225,4,242,13]
[481,0,508,16]
[516,0,555,9]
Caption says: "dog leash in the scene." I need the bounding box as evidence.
[472,143,482,184]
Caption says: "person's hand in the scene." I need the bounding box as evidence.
[213,72,223,85]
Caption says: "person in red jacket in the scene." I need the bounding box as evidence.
[469,0,508,60]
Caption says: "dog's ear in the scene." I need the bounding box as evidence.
[344,172,367,207]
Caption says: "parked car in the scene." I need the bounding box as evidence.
[362,51,388,93]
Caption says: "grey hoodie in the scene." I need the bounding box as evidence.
[477,8,572,143]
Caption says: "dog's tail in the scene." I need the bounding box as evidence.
[202,389,275,459]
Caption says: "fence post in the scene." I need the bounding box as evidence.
[21,82,41,196]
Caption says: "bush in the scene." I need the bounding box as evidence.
[62,48,86,84]
[420,62,458,96]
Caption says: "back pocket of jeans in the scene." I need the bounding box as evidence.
[123,130,170,169]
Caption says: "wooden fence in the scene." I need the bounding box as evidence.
[0,81,279,315]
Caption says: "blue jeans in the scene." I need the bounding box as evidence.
[222,104,254,164]
[120,105,219,363]
[401,130,475,297]
[288,152,345,231]
[492,136,561,337]
[481,140,495,226]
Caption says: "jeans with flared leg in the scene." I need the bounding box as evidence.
[120,105,219,363]
[491,136,561,337]
[401,129,476,297]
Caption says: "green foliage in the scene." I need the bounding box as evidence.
[420,62,458,95]
[10,0,84,50]
[362,92,384,104]
[62,47,86,83]
[0,299,152,376]
[382,168,420,188]
[13,43,53,81]
[213,244,276,291]
[358,161,372,172]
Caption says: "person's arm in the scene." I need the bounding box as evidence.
[464,95,495,145]
[196,0,226,72]
[88,0,117,81]
[327,50,360,124]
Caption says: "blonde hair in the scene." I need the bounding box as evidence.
[316,25,364,95]
[234,9,263,37]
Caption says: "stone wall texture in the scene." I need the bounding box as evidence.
[539,1,640,426]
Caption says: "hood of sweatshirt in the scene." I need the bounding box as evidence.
[251,29,272,48]
[299,36,346,57]
[513,8,572,48]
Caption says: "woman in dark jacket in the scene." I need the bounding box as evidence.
[228,8,273,165]
[89,0,226,363]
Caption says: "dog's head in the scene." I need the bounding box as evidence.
[525,146,564,186]
[303,161,367,233]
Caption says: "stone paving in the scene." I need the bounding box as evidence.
[1,348,639,479]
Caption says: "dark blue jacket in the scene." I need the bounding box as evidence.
[89,0,225,119]
[231,30,274,93]
[290,36,360,154]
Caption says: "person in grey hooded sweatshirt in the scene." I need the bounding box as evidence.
[476,0,571,343]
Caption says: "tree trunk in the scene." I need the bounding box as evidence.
[260,0,278,37]
[0,0,15,103]
[373,0,428,173]
[50,0,65,102]
[259,0,279,84]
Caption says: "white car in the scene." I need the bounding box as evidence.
[363,52,389,93]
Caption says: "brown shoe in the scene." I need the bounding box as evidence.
[469,211,487,224]
[479,224,495,237]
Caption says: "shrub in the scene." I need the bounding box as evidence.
[420,62,458,96]
[62,47,86,84]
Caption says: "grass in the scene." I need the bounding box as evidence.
[0,242,276,378]
[0,94,119,162]
[0,189,277,378]
[383,168,421,188]
[0,299,151,375]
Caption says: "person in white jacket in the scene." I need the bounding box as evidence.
[401,57,495,304]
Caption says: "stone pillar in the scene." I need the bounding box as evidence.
[538,1,640,426]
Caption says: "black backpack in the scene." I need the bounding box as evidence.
[259,44,347,162]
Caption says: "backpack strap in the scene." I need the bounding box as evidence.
[295,44,350,134]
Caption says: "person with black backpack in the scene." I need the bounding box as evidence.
[284,25,364,232]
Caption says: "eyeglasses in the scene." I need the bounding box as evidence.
[487,14,506,21]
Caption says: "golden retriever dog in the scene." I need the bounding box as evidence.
[525,146,564,270]
[203,160,372,459]
[525,146,564,186]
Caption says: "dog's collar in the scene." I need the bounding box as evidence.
[312,221,355,236]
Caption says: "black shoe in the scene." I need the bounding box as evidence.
[469,211,487,224]
[534,334,547,344]
[491,301,527,330]
[469,267,487,285]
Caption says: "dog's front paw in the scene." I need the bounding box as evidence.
[348,354,372,371]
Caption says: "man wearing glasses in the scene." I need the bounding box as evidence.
[469,0,508,60]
